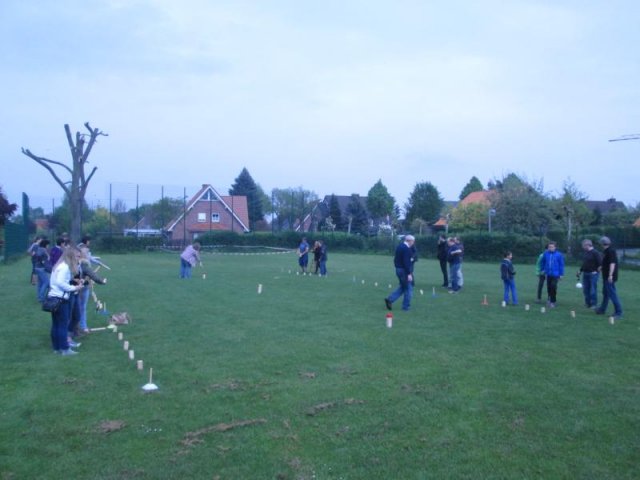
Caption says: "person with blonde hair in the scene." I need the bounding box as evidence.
[48,247,84,355]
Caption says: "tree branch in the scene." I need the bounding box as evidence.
[81,166,99,197]
[21,148,71,196]
[64,124,75,152]
[82,122,108,163]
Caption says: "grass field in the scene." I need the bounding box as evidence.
[1,251,638,479]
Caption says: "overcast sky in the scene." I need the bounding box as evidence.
[2,0,639,213]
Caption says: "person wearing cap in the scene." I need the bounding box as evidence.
[595,236,622,319]
[577,239,602,309]
[385,235,415,311]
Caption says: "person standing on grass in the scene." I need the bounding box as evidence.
[318,240,328,276]
[447,237,463,293]
[49,237,66,268]
[298,237,310,274]
[28,235,42,285]
[49,248,84,355]
[539,241,564,308]
[312,240,322,274]
[73,246,108,336]
[385,235,415,311]
[595,236,623,320]
[577,239,602,309]
[535,246,547,304]
[454,236,464,288]
[500,251,518,306]
[180,242,202,278]
[33,238,51,303]
[437,234,449,288]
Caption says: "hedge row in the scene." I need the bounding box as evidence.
[93,228,639,265]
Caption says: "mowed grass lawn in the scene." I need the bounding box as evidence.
[1,250,639,479]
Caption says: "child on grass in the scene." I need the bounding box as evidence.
[501,251,518,306]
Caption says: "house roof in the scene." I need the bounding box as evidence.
[459,190,492,206]
[165,184,250,233]
[585,199,626,214]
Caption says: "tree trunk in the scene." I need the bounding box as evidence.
[22,123,106,242]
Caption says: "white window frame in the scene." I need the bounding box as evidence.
[211,213,220,223]
[197,212,206,223]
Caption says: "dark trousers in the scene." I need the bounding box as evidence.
[439,258,448,286]
[51,299,71,351]
[599,280,622,316]
[546,276,559,303]
[537,275,546,300]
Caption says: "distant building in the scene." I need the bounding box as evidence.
[165,184,250,242]
[459,190,492,206]
[584,198,626,216]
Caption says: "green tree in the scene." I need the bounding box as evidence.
[229,168,268,229]
[346,194,369,235]
[147,197,184,229]
[83,207,115,237]
[450,202,490,230]
[0,187,18,225]
[327,194,344,231]
[271,187,318,231]
[49,195,93,235]
[366,180,396,220]
[551,179,592,254]
[404,182,444,226]
[489,173,554,234]
[459,176,484,201]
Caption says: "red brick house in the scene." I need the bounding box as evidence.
[165,184,250,242]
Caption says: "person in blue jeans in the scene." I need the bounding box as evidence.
[298,237,310,274]
[49,248,84,355]
[33,238,51,303]
[180,242,202,278]
[385,235,415,311]
[447,237,463,293]
[577,239,601,309]
[595,236,623,319]
[318,240,328,276]
[500,251,518,305]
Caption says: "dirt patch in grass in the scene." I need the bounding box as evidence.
[305,398,365,416]
[97,420,126,434]
[179,418,267,450]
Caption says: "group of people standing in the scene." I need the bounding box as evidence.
[534,237,622,318]
[436,235,465,293]
[29,235,107,355]
[385,233,623,319]
[297,237,328,276]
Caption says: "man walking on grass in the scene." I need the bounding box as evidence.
[385,235,415,312]
[595,236,623,320]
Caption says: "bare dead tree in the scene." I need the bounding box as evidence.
[22,122,108,242]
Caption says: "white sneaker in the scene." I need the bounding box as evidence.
[60,349,78,356]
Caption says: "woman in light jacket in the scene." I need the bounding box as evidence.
[49,248,83,355]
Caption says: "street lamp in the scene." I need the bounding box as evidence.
[488,208,496,233]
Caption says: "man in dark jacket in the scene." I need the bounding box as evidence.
[578,239,601,309]
[385,235,415,311]
[437,235,448,287]
[595,236,622,319]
